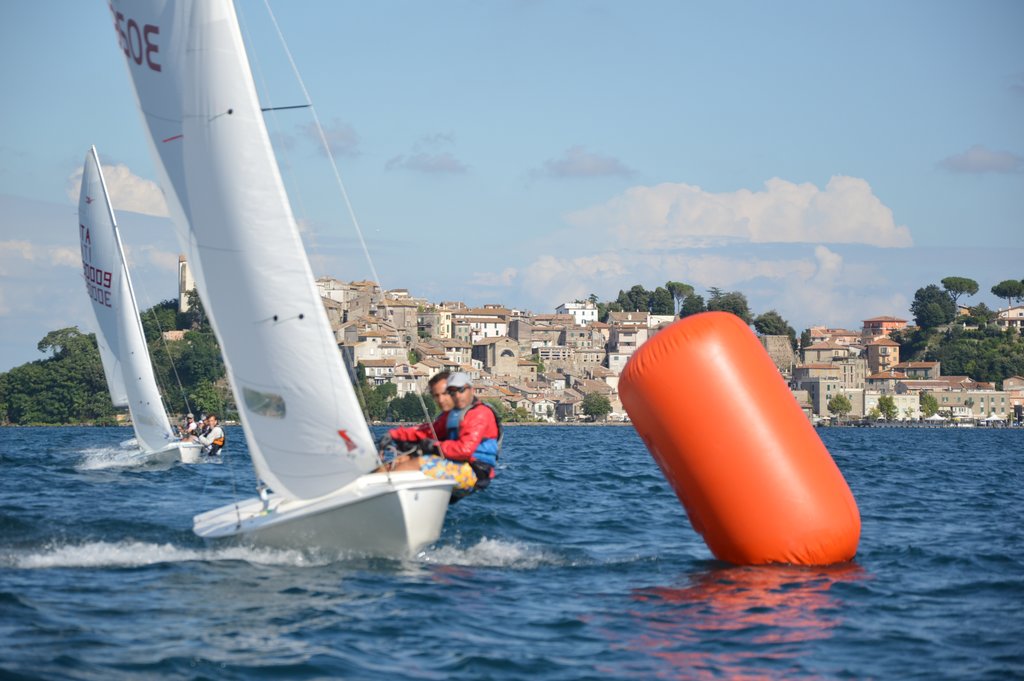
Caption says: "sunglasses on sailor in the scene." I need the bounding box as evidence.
[446,385,469,395]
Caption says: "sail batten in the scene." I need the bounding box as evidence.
[112,0,378,500]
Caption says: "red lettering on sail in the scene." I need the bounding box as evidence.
[337,430,357,452]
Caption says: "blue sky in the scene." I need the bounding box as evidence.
[1,1,1022,372]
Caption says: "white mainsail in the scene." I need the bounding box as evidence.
[78,146,178,452]
[110,0,378,499]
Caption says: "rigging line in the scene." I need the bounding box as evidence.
[261,0,393,430]
[263,1,436,428]
[262,0,384,298]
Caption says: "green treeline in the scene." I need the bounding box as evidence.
[0,293,231,425]
[893,276,1024,385]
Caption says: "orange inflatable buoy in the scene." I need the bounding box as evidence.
[620,312,860,566]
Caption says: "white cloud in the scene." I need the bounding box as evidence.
[0,240,81,269]
[937,145,1024,174]
[50,246,80,267]
[567,176,912,248]
[66,164,168,217]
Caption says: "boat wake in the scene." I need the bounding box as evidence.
[420,537,563,569]
[75,445,173,471]
[6,540,327,569]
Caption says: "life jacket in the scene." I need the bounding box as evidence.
[448,401,502,502]
[206,428,226,456]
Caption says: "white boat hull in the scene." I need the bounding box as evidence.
[146,441,207,465]
[193,471,455,556]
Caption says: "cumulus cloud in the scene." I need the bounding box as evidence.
[468,267,518,287]
[469,236,922,335]
[0,240,81,269]
[537,145,633,178]
[566,176,912,248]
[937,144,1024,174]
[66,164,168,217]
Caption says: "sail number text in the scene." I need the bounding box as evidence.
[80,224,113,308]
[83,264,113,308]
[110,5,161,72]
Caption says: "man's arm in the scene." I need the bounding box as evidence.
[390,413,448,442]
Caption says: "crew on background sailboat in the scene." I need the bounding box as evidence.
[191,414,225,457]
[383,372,501,502]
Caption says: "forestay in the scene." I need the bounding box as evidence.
[78,146,177,452]
[110,0,378,499]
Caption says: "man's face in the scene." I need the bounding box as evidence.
[432,380,454,412]
[450,384,474,409]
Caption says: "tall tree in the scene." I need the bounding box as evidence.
[754,310,797,349]
[706,289,752,323]
[616,285,651,312]
[665,281,694,314]
[581,392,612,420]
[991,280,1024,309]
[877,395,898,421]
[940,277,979,307]
[919,393,939,417]
[679,293,705,318]
[827,393,852,421]
[649,287,674,315]
[910,284,956,329]
[753,310,794,336]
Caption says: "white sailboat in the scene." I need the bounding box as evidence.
[78,146,204,464]
[110,0,454,555]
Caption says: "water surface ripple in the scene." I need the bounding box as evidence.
[1,425,1021,679]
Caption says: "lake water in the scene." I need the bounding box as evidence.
[1,425,1021,680]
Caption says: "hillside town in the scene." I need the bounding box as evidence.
[331,282,1024,424]
[175,261,1024,426]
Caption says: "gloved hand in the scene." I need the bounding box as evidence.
[378,432,394,451]
[423,439,442,456]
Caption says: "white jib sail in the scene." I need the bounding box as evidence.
[78,146,177,452]
[110,0,378,499]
